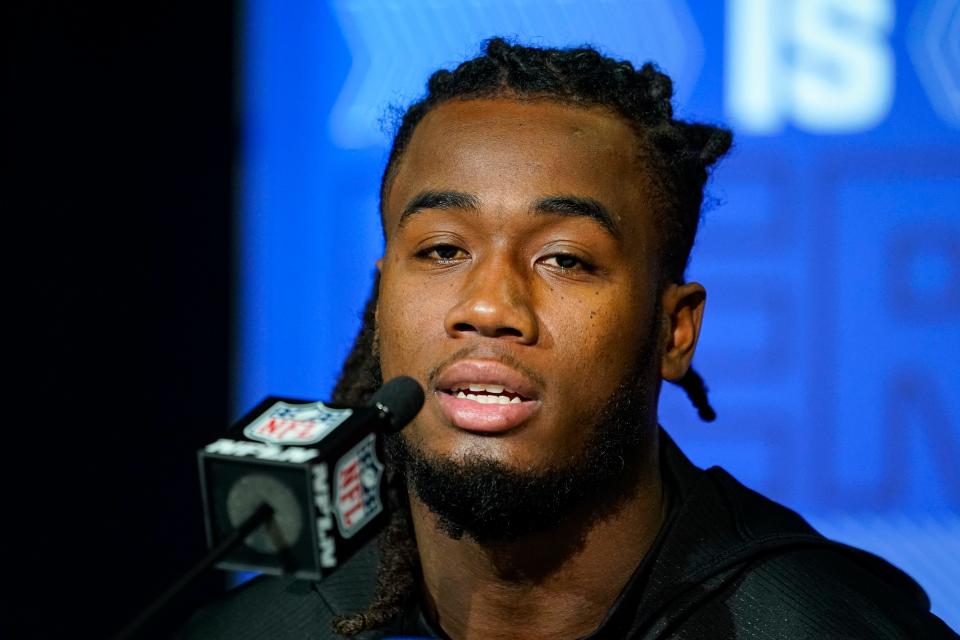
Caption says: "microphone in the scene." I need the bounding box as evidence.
[198,376,424,580]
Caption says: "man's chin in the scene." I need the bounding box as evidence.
[386,434,573,542]
[384,429,643,544]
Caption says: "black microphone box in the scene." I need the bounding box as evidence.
[198,397,390,580]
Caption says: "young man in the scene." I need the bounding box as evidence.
[184,39,957,639]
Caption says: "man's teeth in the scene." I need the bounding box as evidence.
[455,391,522,404]
[468,383,504,393]
[449,383,526,404]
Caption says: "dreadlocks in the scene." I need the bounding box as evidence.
[329,37,731,636]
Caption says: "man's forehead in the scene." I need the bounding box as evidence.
[405,98,640,163]
[384,97,659,235]
[414,97,632,136]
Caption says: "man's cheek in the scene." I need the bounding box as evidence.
[377,325,411,378]
[375,304,406,377]
[378,309,434,376]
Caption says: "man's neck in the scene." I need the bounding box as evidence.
[410,444,667,640]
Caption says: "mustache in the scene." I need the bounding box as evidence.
[426,344,548,391]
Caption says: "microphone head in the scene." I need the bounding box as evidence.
[370,376,424,433]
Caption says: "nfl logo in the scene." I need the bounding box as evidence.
[334,433,385,538]
[243,401,353,446]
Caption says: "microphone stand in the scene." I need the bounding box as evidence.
[112,503,274,640]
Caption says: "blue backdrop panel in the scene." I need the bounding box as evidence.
[239,0,960,625]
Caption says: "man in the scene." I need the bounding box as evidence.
[184,39,957,639]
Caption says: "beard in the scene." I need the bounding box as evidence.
[381,321,661,544]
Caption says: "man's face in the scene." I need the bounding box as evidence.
[377,98,665,476]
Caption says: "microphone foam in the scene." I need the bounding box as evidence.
[370,376,424,433]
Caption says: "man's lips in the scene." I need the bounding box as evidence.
[433,360,542,433]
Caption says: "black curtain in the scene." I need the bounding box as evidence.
[5,1,235,636]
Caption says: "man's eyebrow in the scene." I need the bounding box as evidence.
[531,195,621,239]
[399,190,481,227]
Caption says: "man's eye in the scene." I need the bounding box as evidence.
[542,253,591,271]
[418,244,467,263]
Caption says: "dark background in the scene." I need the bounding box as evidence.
[6,1,234,636]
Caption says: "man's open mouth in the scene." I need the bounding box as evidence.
[441,383,531,405]
[432,360,542,432]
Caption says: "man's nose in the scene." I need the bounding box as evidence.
[443,256,539,345]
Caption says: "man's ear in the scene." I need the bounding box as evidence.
[659,282,706,381]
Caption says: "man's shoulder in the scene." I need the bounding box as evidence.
[695,544,955,639]
[177,540,382,639]
[646,437,957,638]
[178,574,327,639]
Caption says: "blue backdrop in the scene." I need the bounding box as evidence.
[237,0,960,625]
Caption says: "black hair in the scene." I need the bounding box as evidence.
[330,37,730,636]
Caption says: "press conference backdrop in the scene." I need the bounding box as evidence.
[237,0,960,626]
